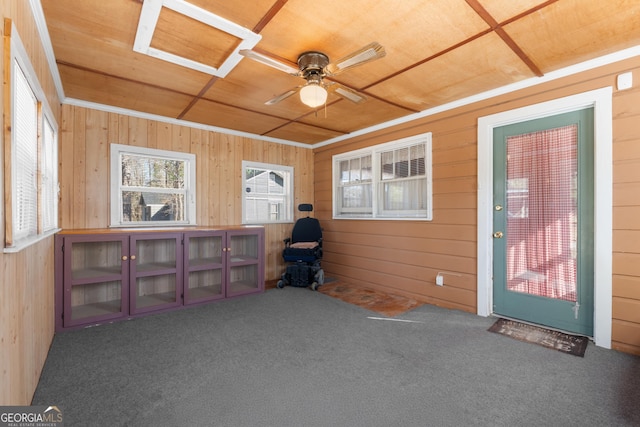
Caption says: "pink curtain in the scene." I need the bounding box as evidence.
[505,125,578,302]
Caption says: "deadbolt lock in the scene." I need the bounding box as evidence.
[495,205,503,211]
[493,231,504,238]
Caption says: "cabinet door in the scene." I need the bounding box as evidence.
[184,230,225,304]
[62,234,129,328]
[130,233,183,314]
[226,229,264,297]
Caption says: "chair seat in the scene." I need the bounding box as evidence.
[283,241,321,262]
[289,242,319,249]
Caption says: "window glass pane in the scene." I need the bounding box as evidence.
[243,162,293,224]
[339,160,350,183]
[361,155,372,181]
[270,172,285,194]
[395,147,409,178]
[121,191,185,222]
[42,116,58,231]
[410,144,426,176]
[121,154,185,189]
[382,180,426,211]
[381,151,393,180]
[349,158,361,181]
[341,183,372,209]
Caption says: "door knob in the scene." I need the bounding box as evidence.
[493,231,504,238]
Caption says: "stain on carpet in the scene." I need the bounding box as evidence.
[318,282,423,317]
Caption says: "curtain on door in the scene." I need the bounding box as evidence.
[505,125,578,302]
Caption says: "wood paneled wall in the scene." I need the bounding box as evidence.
[314,57,640,355]
[1,1,62,405]
[58,104,315,281]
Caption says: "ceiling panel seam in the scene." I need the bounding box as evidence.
[464,0,543,76]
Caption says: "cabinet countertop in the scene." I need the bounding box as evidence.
[57,225,265,235]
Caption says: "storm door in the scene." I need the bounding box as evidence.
[492,108,594,336]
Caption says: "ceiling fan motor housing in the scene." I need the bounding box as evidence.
[298,51,329,81]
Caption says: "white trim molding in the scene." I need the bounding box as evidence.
[477,87,613,349]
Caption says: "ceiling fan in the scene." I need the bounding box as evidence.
[239,42,386,108]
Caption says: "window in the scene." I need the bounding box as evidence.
[4,22,59,251]
[110,144,196,227]
[242,161,293,224]
[333,133,432,220]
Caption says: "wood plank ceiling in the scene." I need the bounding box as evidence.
[41,0,640,145]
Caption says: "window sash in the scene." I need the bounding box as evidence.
[242,162,293,224]
[333,134,432,220]
[110,144,196,227]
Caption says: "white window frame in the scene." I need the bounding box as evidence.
[109,144,196,227]
[4,21,60,252]
[242,161,294,224]
[332,133,433,220]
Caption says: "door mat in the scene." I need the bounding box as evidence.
[488,318,588,357]
[318,282,423,317]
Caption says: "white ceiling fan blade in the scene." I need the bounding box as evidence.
[265,87,301,105]
[239,49,300,75]
[325,42,386,75]
[329,84,366,104]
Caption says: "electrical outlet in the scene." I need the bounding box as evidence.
[436,273,444,286]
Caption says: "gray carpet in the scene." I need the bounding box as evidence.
[33,288,640,426]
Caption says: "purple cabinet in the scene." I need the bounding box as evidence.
[55,227,264,331]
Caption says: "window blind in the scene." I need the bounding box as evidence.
[13,61,38,240]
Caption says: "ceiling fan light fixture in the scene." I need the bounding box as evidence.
[299,83,327,108]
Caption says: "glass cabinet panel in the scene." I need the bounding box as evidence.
[229,234,258,262]
[187,269,223,301]
[70,281,122,321]
[136,238,176,272]
[135,275,177,309]
[228,264,259,294]
[71,241,122,280]
[189,235,223,266]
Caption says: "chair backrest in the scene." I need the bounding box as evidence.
[291,217,322,243]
